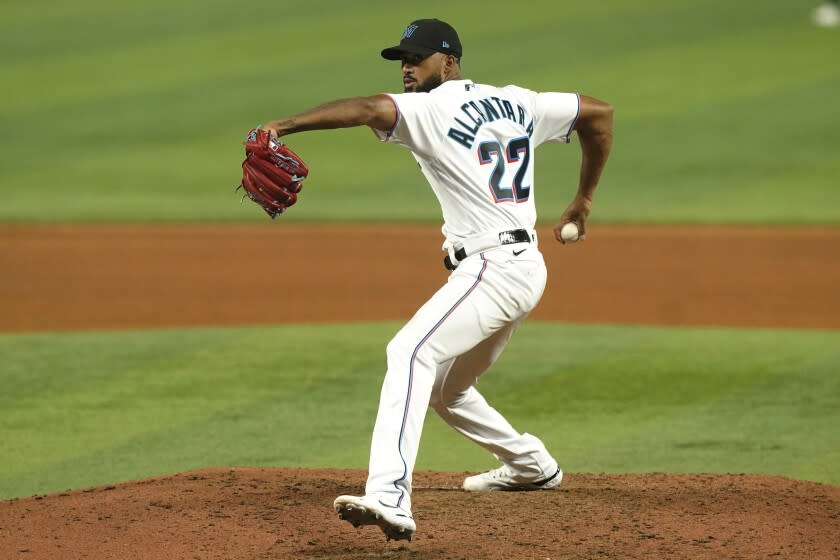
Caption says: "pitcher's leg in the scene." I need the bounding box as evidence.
[429,322,557,479]
[365,257,503,510]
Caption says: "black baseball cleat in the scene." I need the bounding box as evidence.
[334,495,416,542]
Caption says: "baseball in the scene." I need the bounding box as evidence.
[560,222,580,243]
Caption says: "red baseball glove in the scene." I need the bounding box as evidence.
[238,128,309,219]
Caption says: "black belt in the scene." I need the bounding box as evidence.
[444,229,532,270]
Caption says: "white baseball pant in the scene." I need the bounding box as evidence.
[365,243,556,511]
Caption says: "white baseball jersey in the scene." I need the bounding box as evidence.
[373,79,580,244]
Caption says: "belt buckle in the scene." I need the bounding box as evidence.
[499,229,529,246]
[499,230,519,245]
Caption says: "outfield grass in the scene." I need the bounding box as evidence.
[2,0,838,223]
[1,322,837,499]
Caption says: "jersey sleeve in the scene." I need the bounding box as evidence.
[370,92,441,156]
[530,92,581,147]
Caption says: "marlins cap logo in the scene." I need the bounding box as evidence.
[402,24,419,39]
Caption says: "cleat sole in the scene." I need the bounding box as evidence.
[334,500,415,542]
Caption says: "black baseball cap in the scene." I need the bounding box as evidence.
[381,19,462,60]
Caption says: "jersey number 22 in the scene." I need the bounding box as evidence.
[478,136,531,203]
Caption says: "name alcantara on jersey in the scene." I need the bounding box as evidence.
[447,96,534,149]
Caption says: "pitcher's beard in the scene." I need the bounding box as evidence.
[407,75,443,93]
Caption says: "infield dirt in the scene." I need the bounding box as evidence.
[2,224,839,559]
[2,224,839,331]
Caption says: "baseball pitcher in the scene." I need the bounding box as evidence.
[254,19,613,542]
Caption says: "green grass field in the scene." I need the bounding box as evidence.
[2,0,838,223]
[1,323,838,499]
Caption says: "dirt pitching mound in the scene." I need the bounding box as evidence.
[1,468,838,560]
